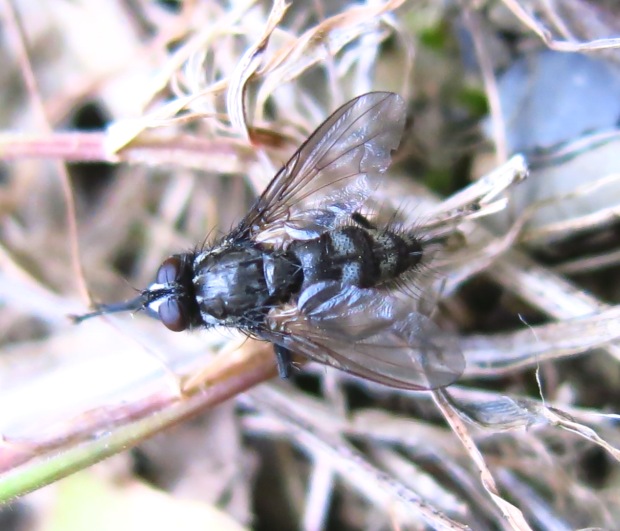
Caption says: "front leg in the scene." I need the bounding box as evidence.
[274,344,293,379]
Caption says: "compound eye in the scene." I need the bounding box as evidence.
[158,297,188,332]
[156,256,182,285]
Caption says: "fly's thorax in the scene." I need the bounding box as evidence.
[290,225,424,289]
[262,250,303,301]
[192,243,302,326]
[192,244,266,325]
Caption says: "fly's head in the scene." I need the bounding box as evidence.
[142,254,202,332]
[72,253,203,332]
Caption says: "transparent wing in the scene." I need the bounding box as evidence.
[259,282,465,390]
[231,92,406,243]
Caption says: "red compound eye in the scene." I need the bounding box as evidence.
[158,297,188,332]
[156,256,182,285]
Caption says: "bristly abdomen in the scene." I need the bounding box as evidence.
[289,216,424,290]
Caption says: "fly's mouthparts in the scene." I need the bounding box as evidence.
[70,293,147,324]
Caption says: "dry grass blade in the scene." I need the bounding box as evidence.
[255,0,407,108]
[501,0,620,51]
[246,385,470,530]
[463,305,620,376]
[226,0,289,137]
[433,389,533,531]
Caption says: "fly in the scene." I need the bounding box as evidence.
[73,92,465,390]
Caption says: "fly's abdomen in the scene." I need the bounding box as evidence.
[291,225,423,289]
[372,231,423,282]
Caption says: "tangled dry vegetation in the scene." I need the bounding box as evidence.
[1,1,620,530]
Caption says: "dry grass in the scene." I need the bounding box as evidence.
[1,0,620,529]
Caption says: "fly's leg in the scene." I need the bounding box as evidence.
[274,345,293,378]
[351,212,376,230]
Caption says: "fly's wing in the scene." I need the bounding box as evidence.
[231,92,406,243]
[259,282,465,390]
